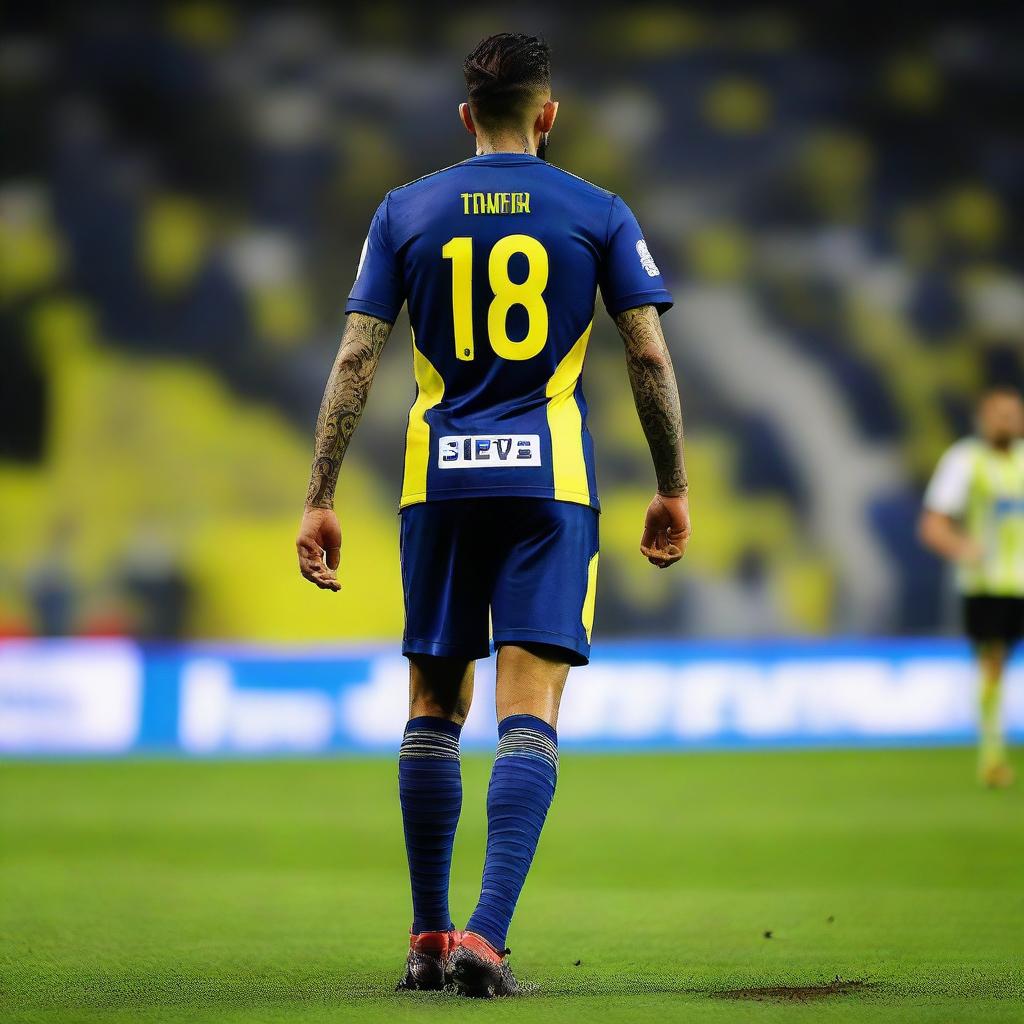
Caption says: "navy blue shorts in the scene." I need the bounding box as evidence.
[400,498,600,666]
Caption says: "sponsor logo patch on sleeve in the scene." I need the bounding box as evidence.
[636,239,660,277]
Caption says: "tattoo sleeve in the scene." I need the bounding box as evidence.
[614,304,688,496]
[305,312,394,509]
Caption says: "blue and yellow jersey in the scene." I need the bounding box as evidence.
[346,153,673,510]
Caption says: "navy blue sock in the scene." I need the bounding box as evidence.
[399,716,463,933]
[466,714,558,951]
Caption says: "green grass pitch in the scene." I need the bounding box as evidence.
[2,748,1022,1023]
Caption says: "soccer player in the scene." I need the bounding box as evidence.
[920,386,1024,788]
[296,33,689,996]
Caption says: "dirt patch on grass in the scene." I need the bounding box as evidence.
[714,978,869,1002]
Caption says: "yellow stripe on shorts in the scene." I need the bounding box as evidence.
[582,551,599,641]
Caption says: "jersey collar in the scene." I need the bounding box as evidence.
[463,153,543,166]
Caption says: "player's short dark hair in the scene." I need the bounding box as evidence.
[463,33,551,129]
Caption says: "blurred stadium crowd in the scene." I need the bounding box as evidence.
[1,4,1022,641]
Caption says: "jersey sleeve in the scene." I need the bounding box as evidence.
[345,195,403,322]
[923,442,973,517]
[598,195,674,317]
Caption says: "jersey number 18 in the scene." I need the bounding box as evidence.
[442,234,548,362]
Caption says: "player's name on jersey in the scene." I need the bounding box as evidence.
[438,434,542,468]
[461,191,531,215]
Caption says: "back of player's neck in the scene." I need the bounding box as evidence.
[475,133,535,157]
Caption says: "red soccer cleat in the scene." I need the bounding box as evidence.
[445,930,519,998]
[395,929,457,991]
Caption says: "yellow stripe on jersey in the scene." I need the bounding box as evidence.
[582,551,599,641]
[400,331,445,507]
[545,320,593,503]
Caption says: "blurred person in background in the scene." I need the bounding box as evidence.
[294,32,688,997]
[920,386,1024,788]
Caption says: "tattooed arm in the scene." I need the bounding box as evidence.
[616,305,687,495]
[305,312,393,509]
[296,312,394,591]
[614,304,691,567]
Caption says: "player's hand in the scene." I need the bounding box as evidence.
[296,507,342,591]
[957,538,984,566]
[640,492,691,568]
